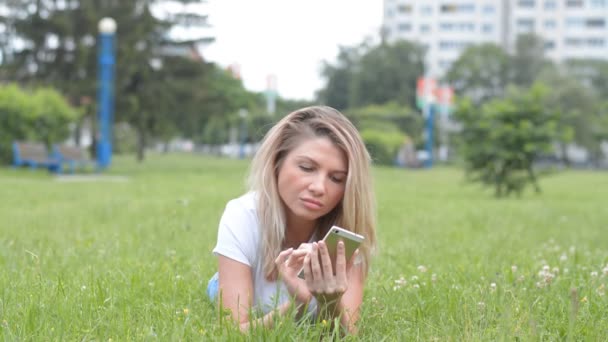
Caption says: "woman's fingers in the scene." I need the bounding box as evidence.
[274,248,293,267]
[318,241,334,278]
[310,243,323,282]
[335,241,349,287]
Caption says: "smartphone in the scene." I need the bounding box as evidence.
[297,225,364,279]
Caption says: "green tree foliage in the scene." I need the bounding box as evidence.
[445,43,510,104]
[454,84,563,197]
[510,34,553,88]
[1,0,254,162]
[0,84,78,163]
[318,40,425,110]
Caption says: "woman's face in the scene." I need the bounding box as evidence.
[277,136,348,227]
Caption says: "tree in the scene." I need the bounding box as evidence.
[0,1,243,162]
[317,46,361,111]
[444,43,510,104]
[349,40,425,108]
[318,40,425,110]
[510,34,553,88]
[454,84,563,197]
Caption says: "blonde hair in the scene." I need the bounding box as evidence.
[248,106,377,280]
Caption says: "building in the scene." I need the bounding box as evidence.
[382,0,608,78]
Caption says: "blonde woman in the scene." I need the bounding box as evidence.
[208,106,376,334]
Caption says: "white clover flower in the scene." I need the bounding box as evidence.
[560,254,568,262]
[392,285,401,291]
[511,265,518,273]
[597,284,605,296]
[517,275,525,282]
[417,265,428,273]
[412,284,420,289]
[490,283,497,292]
[591,271,598,277]
[431,273,437,283]
[477,302,485,309]
[602,266,608,276]
[552,267,560,274]
[81,285,87,291]
[543,265,550,272]
[394,277,407,285]
[411,275,419,281]
[569,246,576,254]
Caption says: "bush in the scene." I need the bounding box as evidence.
[0,84,79,164]
[361,128,406,165]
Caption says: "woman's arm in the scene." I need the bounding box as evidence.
[218,255,297,332]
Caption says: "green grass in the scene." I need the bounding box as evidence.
[1,154,607,340]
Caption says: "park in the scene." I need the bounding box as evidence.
[2,1,608,340]
[1,154,607,340]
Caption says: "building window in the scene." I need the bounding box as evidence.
[565,0,583,7]
[397,4,412,13]
[482,23,493,33]
[398,23,412,32]
[544,19,557,28]
[588,38,605,47]
[440,3,475,13]
[440,22,475,32]
[420,24,431,33]
[566,17,585,28]
[420,5,433,15]
[385,8,395,18]
[590,0,607,8]
[518,0,536,8]
[544,0,557,9]
[544,40,555,49]
[516,18,535,32]
[439,40,470,50]
[587,18,606,28]
[482,4,495,13]
[565,37,583,46]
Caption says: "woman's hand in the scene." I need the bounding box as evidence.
[275,244,313,305]
[303,240,358,308]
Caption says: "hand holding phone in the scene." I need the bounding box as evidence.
[298,225,364,279]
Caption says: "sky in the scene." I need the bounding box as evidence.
[202,0,384,101]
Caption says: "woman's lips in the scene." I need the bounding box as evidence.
[301,198,323,210]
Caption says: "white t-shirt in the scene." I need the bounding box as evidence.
[212,192,317,315]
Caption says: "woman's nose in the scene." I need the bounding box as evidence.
[308,174,326,195]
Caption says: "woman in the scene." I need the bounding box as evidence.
[208,106,376,334]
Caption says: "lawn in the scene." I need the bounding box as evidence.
[1,154,606,340]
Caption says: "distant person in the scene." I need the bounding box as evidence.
[207,106,377,334]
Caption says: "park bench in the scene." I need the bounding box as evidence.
[12,141,60,172]
[52,144,93,173]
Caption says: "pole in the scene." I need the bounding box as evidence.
[424,103,434,168]
[97,18,116,169]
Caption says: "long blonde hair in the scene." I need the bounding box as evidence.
[248,106,376,280]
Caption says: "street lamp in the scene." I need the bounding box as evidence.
[97,17,116,169]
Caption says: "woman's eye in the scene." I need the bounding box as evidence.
[331,176,345,183]
[299,165,313,172]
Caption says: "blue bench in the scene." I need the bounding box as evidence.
[52,144,93,173]
[12,141,61,172]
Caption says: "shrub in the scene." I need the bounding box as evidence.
[361,128,407,165]
[0,84,79,164]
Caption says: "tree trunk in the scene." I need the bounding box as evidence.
[136,113,146,162]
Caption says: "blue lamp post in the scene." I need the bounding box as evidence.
[96,17,116,169]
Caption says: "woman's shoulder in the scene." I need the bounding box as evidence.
[225,191,258,213]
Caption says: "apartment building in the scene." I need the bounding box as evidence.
[383,0,608,78]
